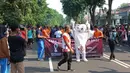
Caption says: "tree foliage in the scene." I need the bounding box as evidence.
[0,0,65,26]
[60,0,85,23]
[118,3,129,9]
[61,0,105,25]
[84,0,105,25]
[107,0,113,25]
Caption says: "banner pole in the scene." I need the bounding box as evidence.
[49,57,54,72]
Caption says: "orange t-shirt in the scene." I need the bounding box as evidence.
[93,30,103,38]
[62,33,71,52]
[46,28,51,37]
[42,29,49,38]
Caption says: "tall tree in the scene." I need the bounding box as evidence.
[107,0,113,25]
[1,0,23,25]
[60,0,85,23]
[84,0,105,25]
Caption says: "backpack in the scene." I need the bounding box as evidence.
[109,31,117,41]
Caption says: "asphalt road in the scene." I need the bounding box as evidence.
[23,42,130,73]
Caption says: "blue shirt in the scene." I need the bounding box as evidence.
[28,30,33,39]
[36,29,43,41]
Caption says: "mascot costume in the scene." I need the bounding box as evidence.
[72,20,94,62]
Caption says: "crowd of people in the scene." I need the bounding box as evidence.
[102,24,130,46]
[0,23,130,73]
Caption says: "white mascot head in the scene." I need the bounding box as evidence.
[74,20,91,33]
[75,24,87,33]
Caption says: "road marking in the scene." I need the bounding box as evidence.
[117,49,122,51]
[24,56,28,61]
[103,54,130,68]
[49,57,54,72]
[124,51,129,53]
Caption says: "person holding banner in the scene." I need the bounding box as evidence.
[57,25,74,71]
[93,26,104,38]
[36,24,45,61]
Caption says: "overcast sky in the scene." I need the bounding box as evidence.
[46,0,130,17]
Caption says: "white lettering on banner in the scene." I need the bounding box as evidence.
[87,47,93,49]
[48,39,62,45]
[86,44,98,54]
[87,39,99,42]
[88,51,97,53]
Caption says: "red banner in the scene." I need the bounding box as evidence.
[44,38,103,58]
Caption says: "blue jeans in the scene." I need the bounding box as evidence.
[0,58,10,73]
[37,40,44,60]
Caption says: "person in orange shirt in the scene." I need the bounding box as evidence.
[42,26,49,38]
[93,26,104,38]
[57,25,74,71]
[46,26,51,37]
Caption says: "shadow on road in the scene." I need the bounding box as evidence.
[25,67,50,73]
[89,67,129,73]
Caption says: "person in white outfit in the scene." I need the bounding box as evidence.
[72,21,94,62]
[54,27,62,38]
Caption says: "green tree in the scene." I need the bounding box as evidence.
[118,3,129,9]
[0,0,64,26]
[43,8,65,26]
[107,0,113,25]
[61,0,105,25]
[84,0,105,25]
[1,0,23,25]
[60,0,85,23]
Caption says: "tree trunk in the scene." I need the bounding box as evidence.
[89,5,96,26]
[107,0,113,25]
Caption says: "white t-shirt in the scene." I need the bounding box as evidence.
[62,33,71,52]
[54,30,62,38]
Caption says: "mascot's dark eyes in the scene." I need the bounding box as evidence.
[81,28,83,30]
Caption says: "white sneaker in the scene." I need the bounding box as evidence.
[76,59,80,62]
[83,59,88,62]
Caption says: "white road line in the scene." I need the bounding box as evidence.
[124,51,129,53]
[115,59,130,67]
[49,57,54,72]
[117,49,122,51]
[103,54,130,68]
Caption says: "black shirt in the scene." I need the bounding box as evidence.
[8,36,26,63]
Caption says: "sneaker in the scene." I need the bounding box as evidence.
[76,59,80,62]
[38,59,44,61]
[83,59,88,62]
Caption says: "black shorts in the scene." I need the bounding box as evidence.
[27,38,33,44]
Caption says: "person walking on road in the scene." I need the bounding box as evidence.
[8,24,26,73]
[57,25,74,71]
[36,24,45,61]
[27,26,33,49]
[108,27,117,60]
[0,24,10,73]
